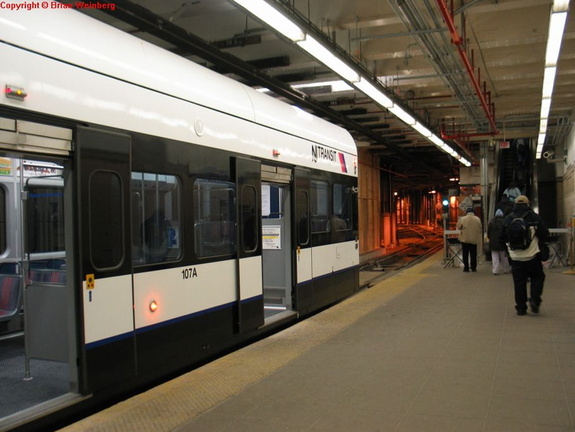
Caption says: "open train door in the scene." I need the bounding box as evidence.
[0,117,83,425]
[261,165,295,322]
[234,157,264,332]
[76,127,135,392]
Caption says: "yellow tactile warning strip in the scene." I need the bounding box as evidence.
[59,255,439,432]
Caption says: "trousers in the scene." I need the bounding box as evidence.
[510,256,545,310]
[461,242,477,271]
[491,250,511,274]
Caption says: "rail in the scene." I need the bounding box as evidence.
[360,225,443,288]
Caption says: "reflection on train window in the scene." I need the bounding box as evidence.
[90,171,123,269]
[132,172,181,265]
[241,185,258,253]
[193,179,236,258]
[311,180,329,233]
[332,183,352,231]
[0,186,6,255]
[27,184,65,254]
[296,190,309,246]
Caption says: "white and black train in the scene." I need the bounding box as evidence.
[0,4,359,431]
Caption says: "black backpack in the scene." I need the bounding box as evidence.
[507,211,531,250]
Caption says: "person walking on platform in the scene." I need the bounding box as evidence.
[457,207,482,272]
[500,195,549,316]
[488,209,511,275]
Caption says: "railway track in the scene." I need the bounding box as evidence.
[360,225,444,288]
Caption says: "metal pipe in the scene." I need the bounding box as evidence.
[434,0,499,135]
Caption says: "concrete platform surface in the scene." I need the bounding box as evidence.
[59,253,575,432]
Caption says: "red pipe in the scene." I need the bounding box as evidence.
[435,0,499,135]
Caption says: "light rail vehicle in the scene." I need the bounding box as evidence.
[0,4,359,431]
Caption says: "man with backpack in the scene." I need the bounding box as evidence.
[500,195,549,316]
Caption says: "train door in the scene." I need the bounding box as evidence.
[76,127,135,391]
[261,165,295,322]
[293,167,312,312]
[235,157,264,331]
[0,118,80,425]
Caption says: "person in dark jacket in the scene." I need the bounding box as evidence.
[500,195,549,315]
[487,209,510,275]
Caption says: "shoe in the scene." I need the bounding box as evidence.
[529,299,540,314]
[471,269,477,272]
[516,309,527,316]
[463,269,469,272]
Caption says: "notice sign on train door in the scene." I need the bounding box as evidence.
[263,225,281,249]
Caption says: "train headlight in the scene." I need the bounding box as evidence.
[149,300,158,313]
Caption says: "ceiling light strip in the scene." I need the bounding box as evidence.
[536,0,570,158]
[231,0,471,166]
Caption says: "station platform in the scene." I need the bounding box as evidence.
[59,253,575,432]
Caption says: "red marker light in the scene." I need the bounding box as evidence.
[5,85,27,101]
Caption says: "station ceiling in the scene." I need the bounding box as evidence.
[76,0,574,191]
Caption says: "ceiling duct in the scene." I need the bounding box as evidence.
[212,34,262,49]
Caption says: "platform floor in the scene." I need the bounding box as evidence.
[60,253,575,432]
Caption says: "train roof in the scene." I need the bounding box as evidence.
[0,6,356,155]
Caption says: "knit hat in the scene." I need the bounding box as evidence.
[495,209,503,217]
[515,195,529,204]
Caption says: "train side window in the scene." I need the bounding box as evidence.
[27,184,65,254]
[310,180,329,233]
[332,183,352,231]
[193,179,236,258]
[296,190,309,246]
[131,172,181,265]
[89,171,124,270]
[241,185,258,253]
[0,186,5,255]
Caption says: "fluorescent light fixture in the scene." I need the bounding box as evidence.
[429,134,445,147]
[232,0,305,41]
[540,98,552,119]
[553,0,570,12]
[297,35,360,83]
[538,133,546,145]
[545,12,568,66]
[542,67,557,98]
[354,78,394,108]
[389,105,416,125]
[413,121,433,137]
[536,1,569,160]
[232,0,466,166]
